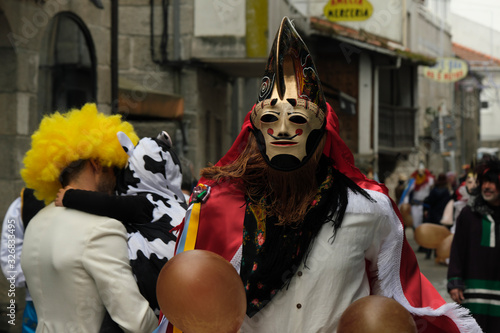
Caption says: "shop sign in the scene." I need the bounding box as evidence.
[422,57,468,83]
[323,0,374,22]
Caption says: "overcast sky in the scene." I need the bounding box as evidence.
[450,0,500,32]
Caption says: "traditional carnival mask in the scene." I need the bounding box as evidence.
[251,17,326,171]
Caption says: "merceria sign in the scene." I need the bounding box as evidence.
[422,57,469,83]
[323,0,373,22]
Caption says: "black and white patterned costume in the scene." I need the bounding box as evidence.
[62,131,187,314]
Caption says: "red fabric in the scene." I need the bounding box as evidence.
[190,103,461,332]
[195,180,246,261]
[455,181,466,201]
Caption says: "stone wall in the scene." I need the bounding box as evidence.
[0,1,113,214]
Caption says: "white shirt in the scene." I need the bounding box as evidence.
[240,190,392,333]
[155,188,480,332]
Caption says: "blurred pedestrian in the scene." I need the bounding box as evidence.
[451,171,478,233]
[446,171,458,195]
[448,157,500,332]
[424,173,452,225]
[395,173,408,205]
[402,161,435,231]
[1,188,44,333]
[396,173,414,229]
[423,173,452,259]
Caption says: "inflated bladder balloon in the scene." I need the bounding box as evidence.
[414,223,451,249]
[399,203,413,228]
[338,295,417,333]
[156,249,246,333]
[436,234,454,264]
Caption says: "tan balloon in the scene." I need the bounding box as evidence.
[399,203,413,228]
[436,234,454,264]
[338,295,417,333]
[414,223,451,249]
[156,250,247,333]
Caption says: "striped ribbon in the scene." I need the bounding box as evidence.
[167,201,203,333]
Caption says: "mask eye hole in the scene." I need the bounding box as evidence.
[261,114,278,123]
[289,115,307,124]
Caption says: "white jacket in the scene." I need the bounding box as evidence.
[21,203,157,333]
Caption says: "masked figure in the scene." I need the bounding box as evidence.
[155,17,480,333]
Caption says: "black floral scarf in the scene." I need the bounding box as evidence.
[240,165,335,317]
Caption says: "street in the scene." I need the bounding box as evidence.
[405,228,453,303]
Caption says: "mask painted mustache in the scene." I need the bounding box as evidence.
[267,133,299,141]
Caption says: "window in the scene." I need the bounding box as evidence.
[38,12,96,116]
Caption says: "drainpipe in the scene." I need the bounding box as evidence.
[373,56,401,180]
[111,0,118,113]
[149,0,188,154]
[173,0,181,63]
[171,0,189,155]
[402,0,407,49]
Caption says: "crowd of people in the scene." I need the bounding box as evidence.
[399,162,481,242]
[395,155,500,332]
[0,16,489,333]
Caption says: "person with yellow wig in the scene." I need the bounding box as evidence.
[20,103,158,333]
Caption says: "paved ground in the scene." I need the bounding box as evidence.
[405,227,453,303]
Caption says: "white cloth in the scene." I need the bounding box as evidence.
[1,197,26,287]
[21,204,157,333]
[411,204,424,229]
[451,184,472,234]
[408,179,434,229]
[1,197,33,301]
[154,189,392,333]
[240,189,393,333]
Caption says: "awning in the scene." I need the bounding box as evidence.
[309,17,436,66]
[117,77,184,119]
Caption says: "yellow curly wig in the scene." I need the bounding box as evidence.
[21,103,139,204]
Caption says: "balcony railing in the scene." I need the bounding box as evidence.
[379,104,416,152]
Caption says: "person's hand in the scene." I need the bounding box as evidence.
[55,186,74,207]
[449,288,464,304]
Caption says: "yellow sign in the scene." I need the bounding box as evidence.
[422,57,468,83]
[324,0,373,22]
